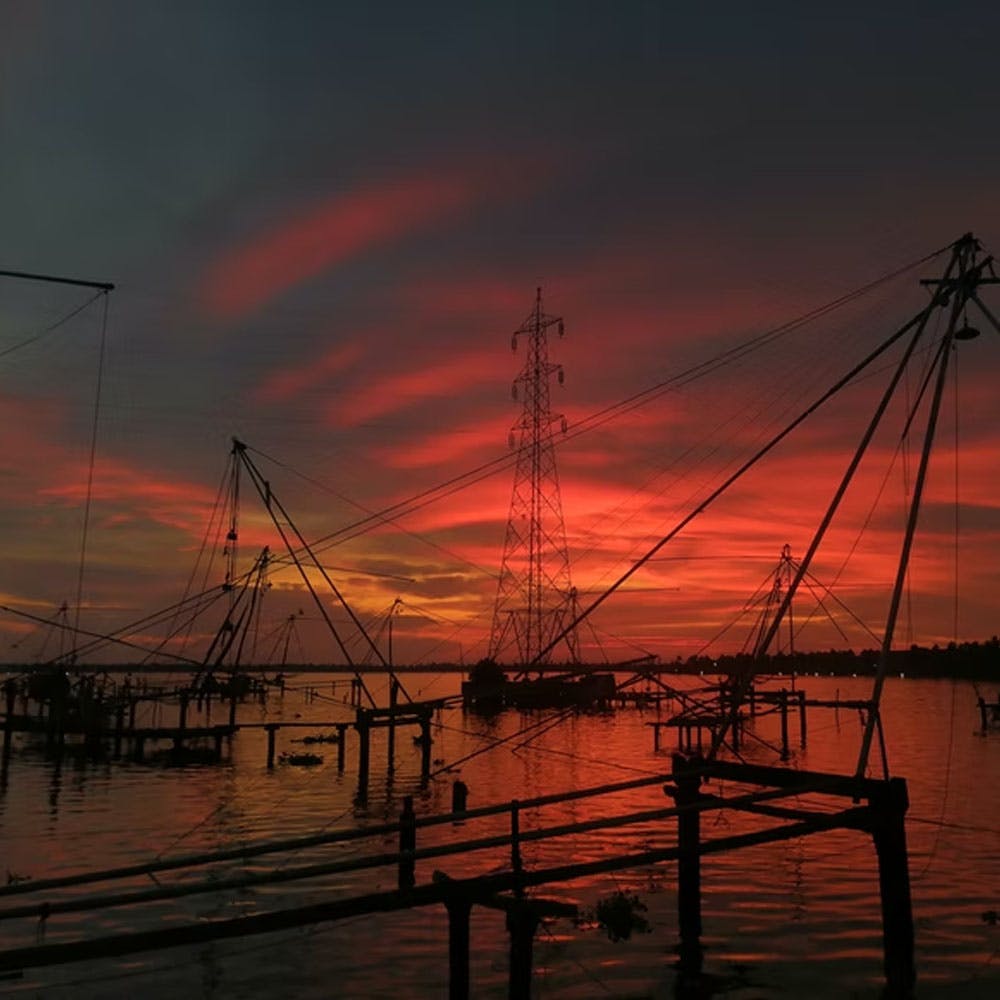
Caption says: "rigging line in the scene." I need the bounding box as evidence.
[244,445,499,583]
[250,249,942,565]
[795,577,852,646]
[0,289,105,360]
[72,291,110,647]
[0,605,204,666]
[535,301,935,668]
[797,568,881,646]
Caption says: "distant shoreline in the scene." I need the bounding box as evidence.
[2,640,998,683]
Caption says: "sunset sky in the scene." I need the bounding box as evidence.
[1,2,999,667]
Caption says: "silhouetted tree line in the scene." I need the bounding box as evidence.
[671,637,1000,681]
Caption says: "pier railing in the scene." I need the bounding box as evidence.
[0,755,915,998]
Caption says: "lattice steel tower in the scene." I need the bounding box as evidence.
[489,289,579,665]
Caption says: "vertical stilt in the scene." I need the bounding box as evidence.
[266,724,278,769]
[2,680,15,759]
[452,779,468,814]
[506,902,539,1000]
[336,723,347,771]
[420,715,432,780]
[113,704,124,759]
[798,690,807,746]
[388,680,398,772]
[357,712,370,800]
[670,752,703,977]
[398,795,416,889]
[446,896,472,1000]
[870,778,916,998]
[779,689,789,760]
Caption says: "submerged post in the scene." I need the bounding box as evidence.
[506,902,539,1000]
[398,795,416,889]
[387,680,398,772]
[356,711,370,799]
[336,723,348,771]
[668,752,703,976]
[779,689,789,760]
[265,724,278,769]
[445,895,472,1000]
[869,778,916,997]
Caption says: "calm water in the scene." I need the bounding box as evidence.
[0,673,998,998]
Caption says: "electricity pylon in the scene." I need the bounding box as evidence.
[489,289,579,667]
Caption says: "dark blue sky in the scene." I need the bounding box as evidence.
[1,2,999,662]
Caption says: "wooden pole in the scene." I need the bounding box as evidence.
[506,902,538,1000]
[336,724,348,771]
[670,753,703,977]
[779,689,789,760]
[445,896,472,1000]
[798,690,808,745]
[420,715,432,780]
[388,680,398,772]
[266,724,278,769]
[870,778,915,997]
[356,712,370,800]
[398,796,416,890]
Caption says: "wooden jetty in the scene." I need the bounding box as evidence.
[0,754,917,998]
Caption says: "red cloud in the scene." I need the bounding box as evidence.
[201,171,494,320]
[254,341,364,404]
[325,346,503,427]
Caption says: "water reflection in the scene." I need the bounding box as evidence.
[0,673,996,998]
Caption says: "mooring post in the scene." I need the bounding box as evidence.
[398,795,416,889]
[445,895,472,1000]
[265,723,278,769]
[869,778,916,998]
[113,703,125,759]
[420,714,432,780]
[506,901,539,999]
[798,690,807,745]
[387,680,398,772]
[228,689,238,729]
[653,722,661,751]
[779,689,790,760]
[452,779,468,814]
[213,728,224,760]
[336,723,348,771]
[356,711,371,800]
[3,679,15,757]
[668,752,704,976]
[978,697,989,732]
[510,799,524,896]
[174,691,189,752]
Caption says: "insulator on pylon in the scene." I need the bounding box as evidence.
[561,416,568,433]
[511,334,518,351]
[557,368,564,385]
[508,430,516,449]
[558,320,564,337]
[512,383,518,400]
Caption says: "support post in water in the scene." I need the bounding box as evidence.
[398,795,416,890]
[668,752,704,977]
[420,713,432,780]
[779,689,790,760]
[356,711,371,800]
[506,901,539,1000]
[387,680,398,772]
[869,778,915,997]
[336,723,348,771]
[445,895,472,1000]
[265,724,278,769]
